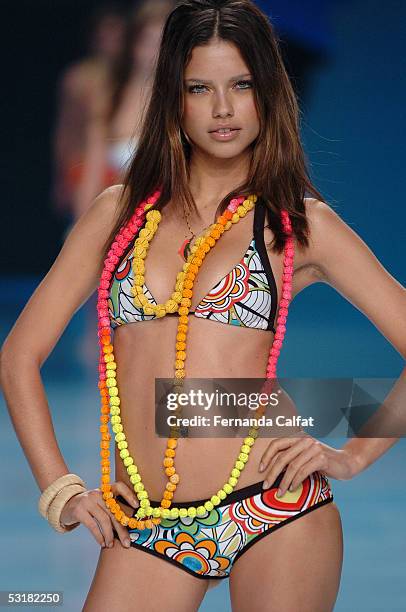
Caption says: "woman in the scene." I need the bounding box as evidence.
[1,1,405,611]
[73,0,176,220]
[71,0,176,370]
[52,2,126,221]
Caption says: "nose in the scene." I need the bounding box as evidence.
[212,90,234,118]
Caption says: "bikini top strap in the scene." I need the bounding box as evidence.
[253,199,278,333]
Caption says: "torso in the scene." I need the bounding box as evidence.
[112,197,321,500]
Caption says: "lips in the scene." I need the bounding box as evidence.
[208,128,241,142]
[209,127,240,133]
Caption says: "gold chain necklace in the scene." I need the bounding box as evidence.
[181,202,218,261]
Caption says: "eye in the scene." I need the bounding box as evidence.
[235,79,253,90]
[187,84,207,94]
[187,80,254,94]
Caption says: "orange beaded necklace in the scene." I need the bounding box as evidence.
[97,190,294,529]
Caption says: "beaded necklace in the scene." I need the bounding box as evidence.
[97,190,294,529]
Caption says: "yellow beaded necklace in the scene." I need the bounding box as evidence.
[97,191,294,529]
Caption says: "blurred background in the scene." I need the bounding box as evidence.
[1,0,405,610]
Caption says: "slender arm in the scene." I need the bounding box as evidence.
[0,187,122,493]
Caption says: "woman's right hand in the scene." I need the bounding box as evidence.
[60,481,140,549]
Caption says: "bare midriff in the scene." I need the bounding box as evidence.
[111,201,301,502]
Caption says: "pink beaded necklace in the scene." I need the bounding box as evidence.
[96,191,294,528]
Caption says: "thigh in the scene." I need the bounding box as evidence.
[83,539,209,611]
[229,501,343,612]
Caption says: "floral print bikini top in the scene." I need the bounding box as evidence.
[108,201,278,333]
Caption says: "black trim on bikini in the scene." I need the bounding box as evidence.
[113,496,334,580]
[253,200,278,333]
[112,495,334,580]
[112,203,278,334]
[184,204,278,332]
[115,474,285,510]
[116,472,333,512]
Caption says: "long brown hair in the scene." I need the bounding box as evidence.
[102,0,325,260]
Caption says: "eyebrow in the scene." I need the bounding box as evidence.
[184,73,252,84]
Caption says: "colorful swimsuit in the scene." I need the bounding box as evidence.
[108,200,278,333]
[108,200,334,579]
[114,471,333,579]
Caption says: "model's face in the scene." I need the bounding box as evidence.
[182,40,260,159]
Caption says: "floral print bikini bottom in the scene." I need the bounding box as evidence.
[114,470,334,580]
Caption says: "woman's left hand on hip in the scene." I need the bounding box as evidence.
[258,435,357,495]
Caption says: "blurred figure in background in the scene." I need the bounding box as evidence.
[73,0,177,220]
[52,2,127,223]
[53,0,175,367]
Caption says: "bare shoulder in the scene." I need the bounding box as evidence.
[79,184,125,233]
[303,196,341,230]
[61,183,128,283]
[65,184,125,260]
[301,196,382,282]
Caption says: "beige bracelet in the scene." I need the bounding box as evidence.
[38,473,86,519]
[47,483,86,533]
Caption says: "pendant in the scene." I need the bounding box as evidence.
[178,236,194,262]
